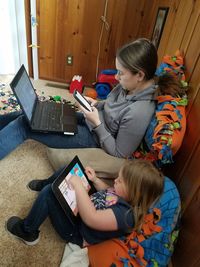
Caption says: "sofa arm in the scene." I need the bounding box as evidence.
[46,147,124,178]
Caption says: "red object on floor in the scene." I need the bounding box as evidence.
[69,75,83,94]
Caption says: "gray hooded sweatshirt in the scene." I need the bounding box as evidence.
[86,84,157,158]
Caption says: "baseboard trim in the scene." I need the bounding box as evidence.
[45,82,69,90]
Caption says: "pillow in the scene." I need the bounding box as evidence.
[46,147,123,178]
[134,95,187,167]
[88,177,181,267]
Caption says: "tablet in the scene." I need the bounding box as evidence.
[73,90,92,112]
[52,156,95,225]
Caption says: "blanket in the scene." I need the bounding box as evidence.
[60,243,89,267]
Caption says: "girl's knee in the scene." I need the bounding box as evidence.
[41,184,56,203]
[41,184,52,194]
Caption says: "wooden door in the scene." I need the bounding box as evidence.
[36,0,147,84]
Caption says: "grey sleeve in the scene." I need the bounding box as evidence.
[93,103,155,158]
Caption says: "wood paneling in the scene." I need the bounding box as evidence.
[163,1,194,54]
[36,0,148,84]
[155,0,200,266]
[173,181,200,267]
[37,0,110,83]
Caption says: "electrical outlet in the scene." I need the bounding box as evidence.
[66,55,73,65]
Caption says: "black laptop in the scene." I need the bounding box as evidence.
[10,65,77,134]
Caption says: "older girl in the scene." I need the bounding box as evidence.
[1,38,160,159]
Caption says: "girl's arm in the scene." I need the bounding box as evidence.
[69,175,118,231]
[85,166,110,191]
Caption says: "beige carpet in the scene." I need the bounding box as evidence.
[0,78,74,266]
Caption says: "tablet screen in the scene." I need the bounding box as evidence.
[58,162,91,215]
[52,156,95,222]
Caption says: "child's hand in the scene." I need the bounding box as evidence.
[69,175,83,188]
[85,166,97,183]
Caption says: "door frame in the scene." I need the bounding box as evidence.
[24,0,39,79]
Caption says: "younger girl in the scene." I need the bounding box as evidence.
[6,159,164,246]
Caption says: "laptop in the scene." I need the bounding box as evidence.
[52,156,96,225]
[10,65,77,134]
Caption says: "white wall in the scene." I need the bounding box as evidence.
[0,0,28,75]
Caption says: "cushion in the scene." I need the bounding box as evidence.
[46,147,124,178]
[88,177,181,267]
[134,95,187,167]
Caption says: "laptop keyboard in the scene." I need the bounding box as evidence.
[36,102,62,130]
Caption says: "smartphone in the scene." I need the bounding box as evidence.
[73,90,92,112]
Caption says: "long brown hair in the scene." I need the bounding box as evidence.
[116,38,158,80]
[121,159,164,232]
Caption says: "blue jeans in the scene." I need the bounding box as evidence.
[35,165,65,188]
[23,184,83,245]
[0,111,99,159]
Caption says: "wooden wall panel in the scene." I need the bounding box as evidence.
[186,56,200,116]
[180,0,200,61]
[154,1,200,266]
[37,0,58,78]
[156,0,200,74]
[166,85,200,183]
[37,0,148,84]
[183,16,200,82]
[177,139,200,211]
[173,182,200,267]
[95,0,128,74]
[137,0,157,39]
[118,0,146,42]
[163,1,195,54]
[37,0,106,83]
[105,0,146,69]
[156,0,180,62]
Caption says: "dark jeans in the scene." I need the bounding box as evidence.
[0,111,99,159]
[23,183,83,246]
[36,166,65,188]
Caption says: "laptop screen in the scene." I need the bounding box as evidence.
[10,65,37,122]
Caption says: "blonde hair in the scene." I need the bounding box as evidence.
[121,159,164,232]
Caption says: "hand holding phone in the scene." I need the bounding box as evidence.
[73,90,92,112]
